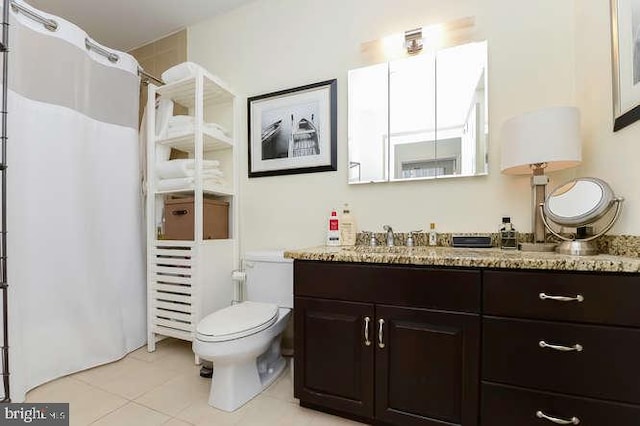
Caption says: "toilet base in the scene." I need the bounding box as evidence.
[208,337,287,412]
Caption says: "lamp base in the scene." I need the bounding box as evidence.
[518,242,557,252]
[555,240,598,256]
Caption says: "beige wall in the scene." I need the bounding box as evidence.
[575,0,640,235]
[130,30,188,122]
[186,0,630,252]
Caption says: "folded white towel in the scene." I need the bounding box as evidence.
[161,62,207,83]
[166,126,193,138]
[204,177,227,187]
[204,123,230,138]
[157,177,193,191]
[156,159,221,179]
[166,123,229,137]
[157,177,228,192]
[168,115,194,127]
[156,98,174,142]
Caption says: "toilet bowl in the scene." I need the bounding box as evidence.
[192,250,293,412]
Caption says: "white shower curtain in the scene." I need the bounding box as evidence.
[4,1,146,402]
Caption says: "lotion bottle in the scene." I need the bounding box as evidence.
[326,209,341,246]
[340,204,357,246]
[428,222,438,246]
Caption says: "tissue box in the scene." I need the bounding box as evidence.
[164,197,229,240]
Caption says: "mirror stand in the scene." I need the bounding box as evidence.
[539,198,624,256]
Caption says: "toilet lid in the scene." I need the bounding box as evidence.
[196,301,279,342]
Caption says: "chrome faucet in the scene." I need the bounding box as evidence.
[383,225,394,247]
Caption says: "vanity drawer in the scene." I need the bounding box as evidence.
[483,270,640,327]
[294,261,480,312]
[481,382,640,426]
[483,317,640,404]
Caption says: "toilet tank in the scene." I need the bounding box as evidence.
[244,250,293,309]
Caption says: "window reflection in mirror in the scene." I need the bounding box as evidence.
[348,41,488,184]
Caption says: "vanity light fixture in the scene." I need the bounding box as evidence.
[500,106,582,252]
[364,16,475,60]
[404,28,423,55]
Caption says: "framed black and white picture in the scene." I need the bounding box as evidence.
[611,0,640,131]
[248,79,337,177]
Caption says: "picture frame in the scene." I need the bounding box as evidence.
[247,79,337,177]
[610,0,640,131]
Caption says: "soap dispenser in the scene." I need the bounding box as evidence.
[340,204,357,246]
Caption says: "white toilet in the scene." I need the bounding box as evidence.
[192,250,293,412]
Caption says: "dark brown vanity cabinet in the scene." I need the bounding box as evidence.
[481,270,640,426]
[293,261,640,425]
[294,297,374,418]
[294,261,481,425]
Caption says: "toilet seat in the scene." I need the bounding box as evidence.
[196,301,279,342]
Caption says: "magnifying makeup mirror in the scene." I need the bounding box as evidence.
[540,177,624,255]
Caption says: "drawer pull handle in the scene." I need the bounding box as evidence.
[378,318,385,349]
[539,293,584,302]
[539,340,583,352]
[536,410,580,424]
[171,209,189,216]
[364,316,371,346]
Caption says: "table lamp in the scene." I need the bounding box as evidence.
[500,106,582,251]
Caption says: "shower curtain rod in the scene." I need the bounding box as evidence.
[1,0,10,404]
[85,38,119,63]
[139,69,164,86]
[10,1,57,32]
[9,2,164,87]
[11,1,166,88]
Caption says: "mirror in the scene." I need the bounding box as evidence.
[543,177,615,227]
[348,41,488,184]
[541,177,623,256]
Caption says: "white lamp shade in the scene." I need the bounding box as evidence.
[501,106,582,175]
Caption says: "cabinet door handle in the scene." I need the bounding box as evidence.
[539,340,583,352]
[378,318,385,349]
[171,209,189,216]
[364,317,371,346]
[536,410,580,424]
[539,292,584,302]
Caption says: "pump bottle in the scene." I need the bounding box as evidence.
[340,204,357,246]
[326,209,341,246]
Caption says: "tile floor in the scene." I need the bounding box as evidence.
[26,338,365,426]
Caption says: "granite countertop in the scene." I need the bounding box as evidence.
[283,245,640,273]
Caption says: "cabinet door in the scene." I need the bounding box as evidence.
[375,305,480,426]
[294,297,374,420]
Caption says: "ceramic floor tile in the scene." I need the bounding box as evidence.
[135,372,210,417]
[26,377,128,426]
[239,396,317,426]
[91,402,170,426]
[231,395,293,425]
[72,357,145,386]
[176,397,251,426]
[94,361,183,400]
[162,419,193,426]
[150,348,200,375]
[26,377,84,403]
[128,338,192,364]
[26,343,364,426]
[273,402,319,426]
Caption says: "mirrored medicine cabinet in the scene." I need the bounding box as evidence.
[348,41,488,184]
